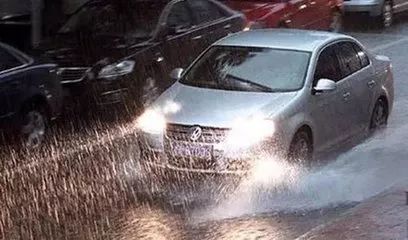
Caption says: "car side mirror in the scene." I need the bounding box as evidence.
[170,68,184,80]
[313,79,336,94]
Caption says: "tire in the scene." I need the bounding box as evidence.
[329,10,343,32]
[370,98,388,130]
[19,104,48,148]
[379,0,393,28]
[288,130,313,163]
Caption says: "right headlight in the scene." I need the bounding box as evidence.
[224,117,276,150]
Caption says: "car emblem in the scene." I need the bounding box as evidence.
[189,126,202,141]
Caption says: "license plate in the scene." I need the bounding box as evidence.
[171,142,213,160]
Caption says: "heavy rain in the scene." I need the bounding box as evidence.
[1,0,408,239]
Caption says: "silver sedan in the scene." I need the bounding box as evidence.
[137,29,394,174]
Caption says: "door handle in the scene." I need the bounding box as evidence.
[191,35,203,40]
[224,24,231,30]
[343,92,351,100]
[367,80,376,88]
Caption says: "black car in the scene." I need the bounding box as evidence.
[41,0,246,109]
[0,42,63,147]
[0,13,31,51]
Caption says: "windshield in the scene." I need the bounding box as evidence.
[180,46,310,92]
[58,1,164,38]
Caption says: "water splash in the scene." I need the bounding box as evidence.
[195,108,408,221]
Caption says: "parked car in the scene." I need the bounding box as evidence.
[0,42,63,148]
[137,29,394,175]
[343,0,399,27]
[223,0,343,32]
[40,0,246,110]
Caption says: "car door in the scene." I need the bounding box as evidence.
[145,0,198,92]
[187,0,241,57]
[311,43,353,150]
[158,0,209,87]
[336,41,374,134]
[0,45,27,120]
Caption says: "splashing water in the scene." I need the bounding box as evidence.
[195,111,408,221]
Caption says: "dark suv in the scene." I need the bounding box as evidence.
[41,0,246,109]
[0,42,63,147]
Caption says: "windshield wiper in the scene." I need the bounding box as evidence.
[225,74,274,92]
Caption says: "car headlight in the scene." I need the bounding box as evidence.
[98,60,135,79]
[136,109,166,134]
[224,117,275,150]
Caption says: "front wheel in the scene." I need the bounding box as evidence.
[370,98,388,130]
[20,106,48,148]
[287,130,313,164]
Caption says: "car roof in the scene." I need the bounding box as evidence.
[215,29,353,52]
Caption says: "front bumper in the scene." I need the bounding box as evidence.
[343,0,383,16]
[138,130,281,176]
[59,67,136,107]
[91,79,130,106]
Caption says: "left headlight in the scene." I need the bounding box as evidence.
[98,60,135,79]
[136,109,166,135]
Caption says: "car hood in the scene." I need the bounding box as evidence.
[223,0,283,21]
[39,33,150,67]
[151,82,298,128]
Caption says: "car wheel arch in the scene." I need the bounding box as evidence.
[286,124,314,162]
[374,95,389,116]
[294,125,313,145]
[287,123,314,153]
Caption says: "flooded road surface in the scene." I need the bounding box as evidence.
[2,17,408,239]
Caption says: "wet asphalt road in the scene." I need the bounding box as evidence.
[2,15,408,240]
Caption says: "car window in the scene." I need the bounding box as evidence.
[0,47,23,72]
[59,4,123,34]
[188,0,225,24]
[59,2,164,39]
[167,1,193,31]
[314,45,341,84]
[180,46,310,92]
[336,42,363,78]
[92,5,124,34]
[352,42,370,67]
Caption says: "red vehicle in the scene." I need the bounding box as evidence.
[224,0,343,31]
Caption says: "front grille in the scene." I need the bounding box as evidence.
[164,123,230,170]
[166,156,217,170]
[59,67,90,84]
[165,123,229,144]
